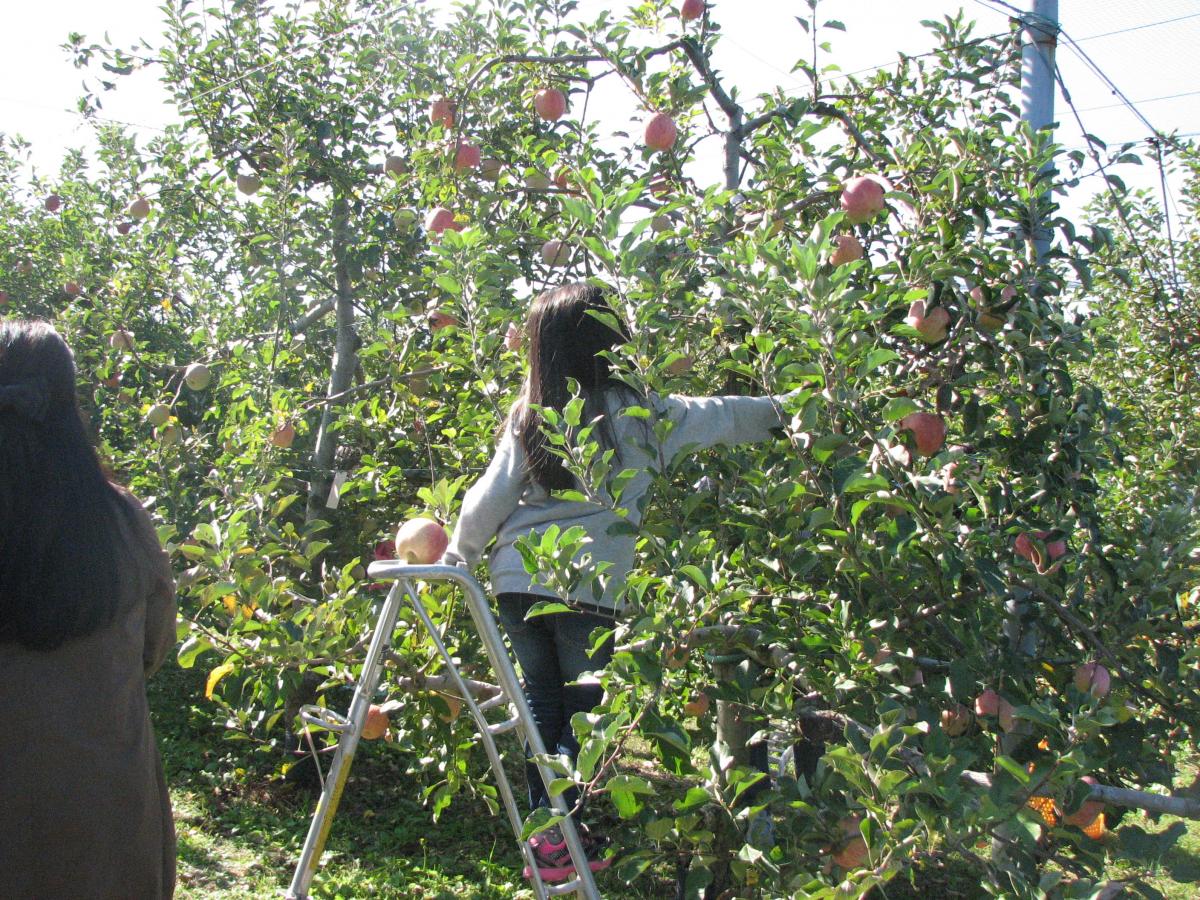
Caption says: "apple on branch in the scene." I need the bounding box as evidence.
[424,206,463,236]
[1073,661,1111,699]
[453,140,480,172]
[127,196,152,220]
[384,154,407,177]
[504,322,523,352]
[904,299,950,344]
[840,175,886,224]
[108,329,135,352]
[1014,530,1067,572]
[236,173,262,196]
[533,87,567,122]
[183,362,212,391]
[428,309,459,331]
[898,411,946,456]
[830,234,864,267]
[428,94,455,128]
[682,691,710,716]
[680,0,706,22]
[479,157,503,182]
[540,239,570,267]
[940,703,972,736]
[644,112,678,153]
[270,421,296,449]
[45,194,63,212]
[144,403,171,427]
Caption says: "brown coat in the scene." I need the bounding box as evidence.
[0,488,177,899]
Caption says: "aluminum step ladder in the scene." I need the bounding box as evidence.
[285,562,603,900]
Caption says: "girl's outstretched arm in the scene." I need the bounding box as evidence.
[652,391,795,466]
[442,422,528,566]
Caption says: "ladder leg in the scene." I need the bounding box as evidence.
[453,576,603,900]
[399,580,556,900]
[285,581,406,900]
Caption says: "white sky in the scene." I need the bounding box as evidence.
[1,1,1196,220]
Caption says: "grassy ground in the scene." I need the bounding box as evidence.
[149,662,1200,898]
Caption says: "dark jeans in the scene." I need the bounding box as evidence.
[496,592,614,815]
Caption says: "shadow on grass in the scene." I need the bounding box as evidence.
[1111,821,1200,889]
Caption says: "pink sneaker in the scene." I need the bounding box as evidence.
[522,825,611,882]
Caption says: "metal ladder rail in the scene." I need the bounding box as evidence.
[286,563,602,900]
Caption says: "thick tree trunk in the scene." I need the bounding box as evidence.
[305,194,357,531]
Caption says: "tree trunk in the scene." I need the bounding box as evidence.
[305,193,357,534]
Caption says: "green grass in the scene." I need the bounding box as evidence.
[149,662,1200,898]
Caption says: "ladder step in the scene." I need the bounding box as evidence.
[487,715,521,736]
[545,876,585,895]
[299,705,350,733]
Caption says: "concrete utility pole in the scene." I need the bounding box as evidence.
[1020,0,1059,263]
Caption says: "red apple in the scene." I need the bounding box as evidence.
[898,411,946,456]
[0,290,8,305]
[424,206,462,235]
[109,329,135,352]
[682,691,710,716]
[1064,776,1103,827]
[429,309,459,331]
[362,704,390,740]
[127,196,151,220]
[394,517,449,564]
[385,154,407,176]
[524,171,552,191]
[64,281,81,297]
[236,173,262,196]
[533,87,567,122]
[830,234,864,267]
[680,0,705,21]
[453,140,481,172]
[1014,530,1066,571]
[1073,662,1111,699]
[651,214,673,233]
[116,221,133,235]
[644,112,678,152]
[553,166,572,191]
[974,688,1001,717]
[44,194,62,212]
[184,362,212,391]
[1000,285,1018,302]
[504,322,522,352]
[904,300,950,343]
[479,157,503,181]
[429,94,455,128]
[831,816,868,869]
[941,703,972,736]
[840,175,886,224]
[270,422,296,449]
[540,239,570,267]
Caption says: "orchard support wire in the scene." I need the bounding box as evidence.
[285,563,602,900]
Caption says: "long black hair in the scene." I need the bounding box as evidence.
[512,283,634,492]
[0,320,129,651]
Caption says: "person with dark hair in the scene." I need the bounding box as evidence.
[0,320,177,899]
[442,283,793,882]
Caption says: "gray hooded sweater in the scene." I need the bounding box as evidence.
[442,390,789,613]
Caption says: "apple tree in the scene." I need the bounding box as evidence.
[12,0,1195,897]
